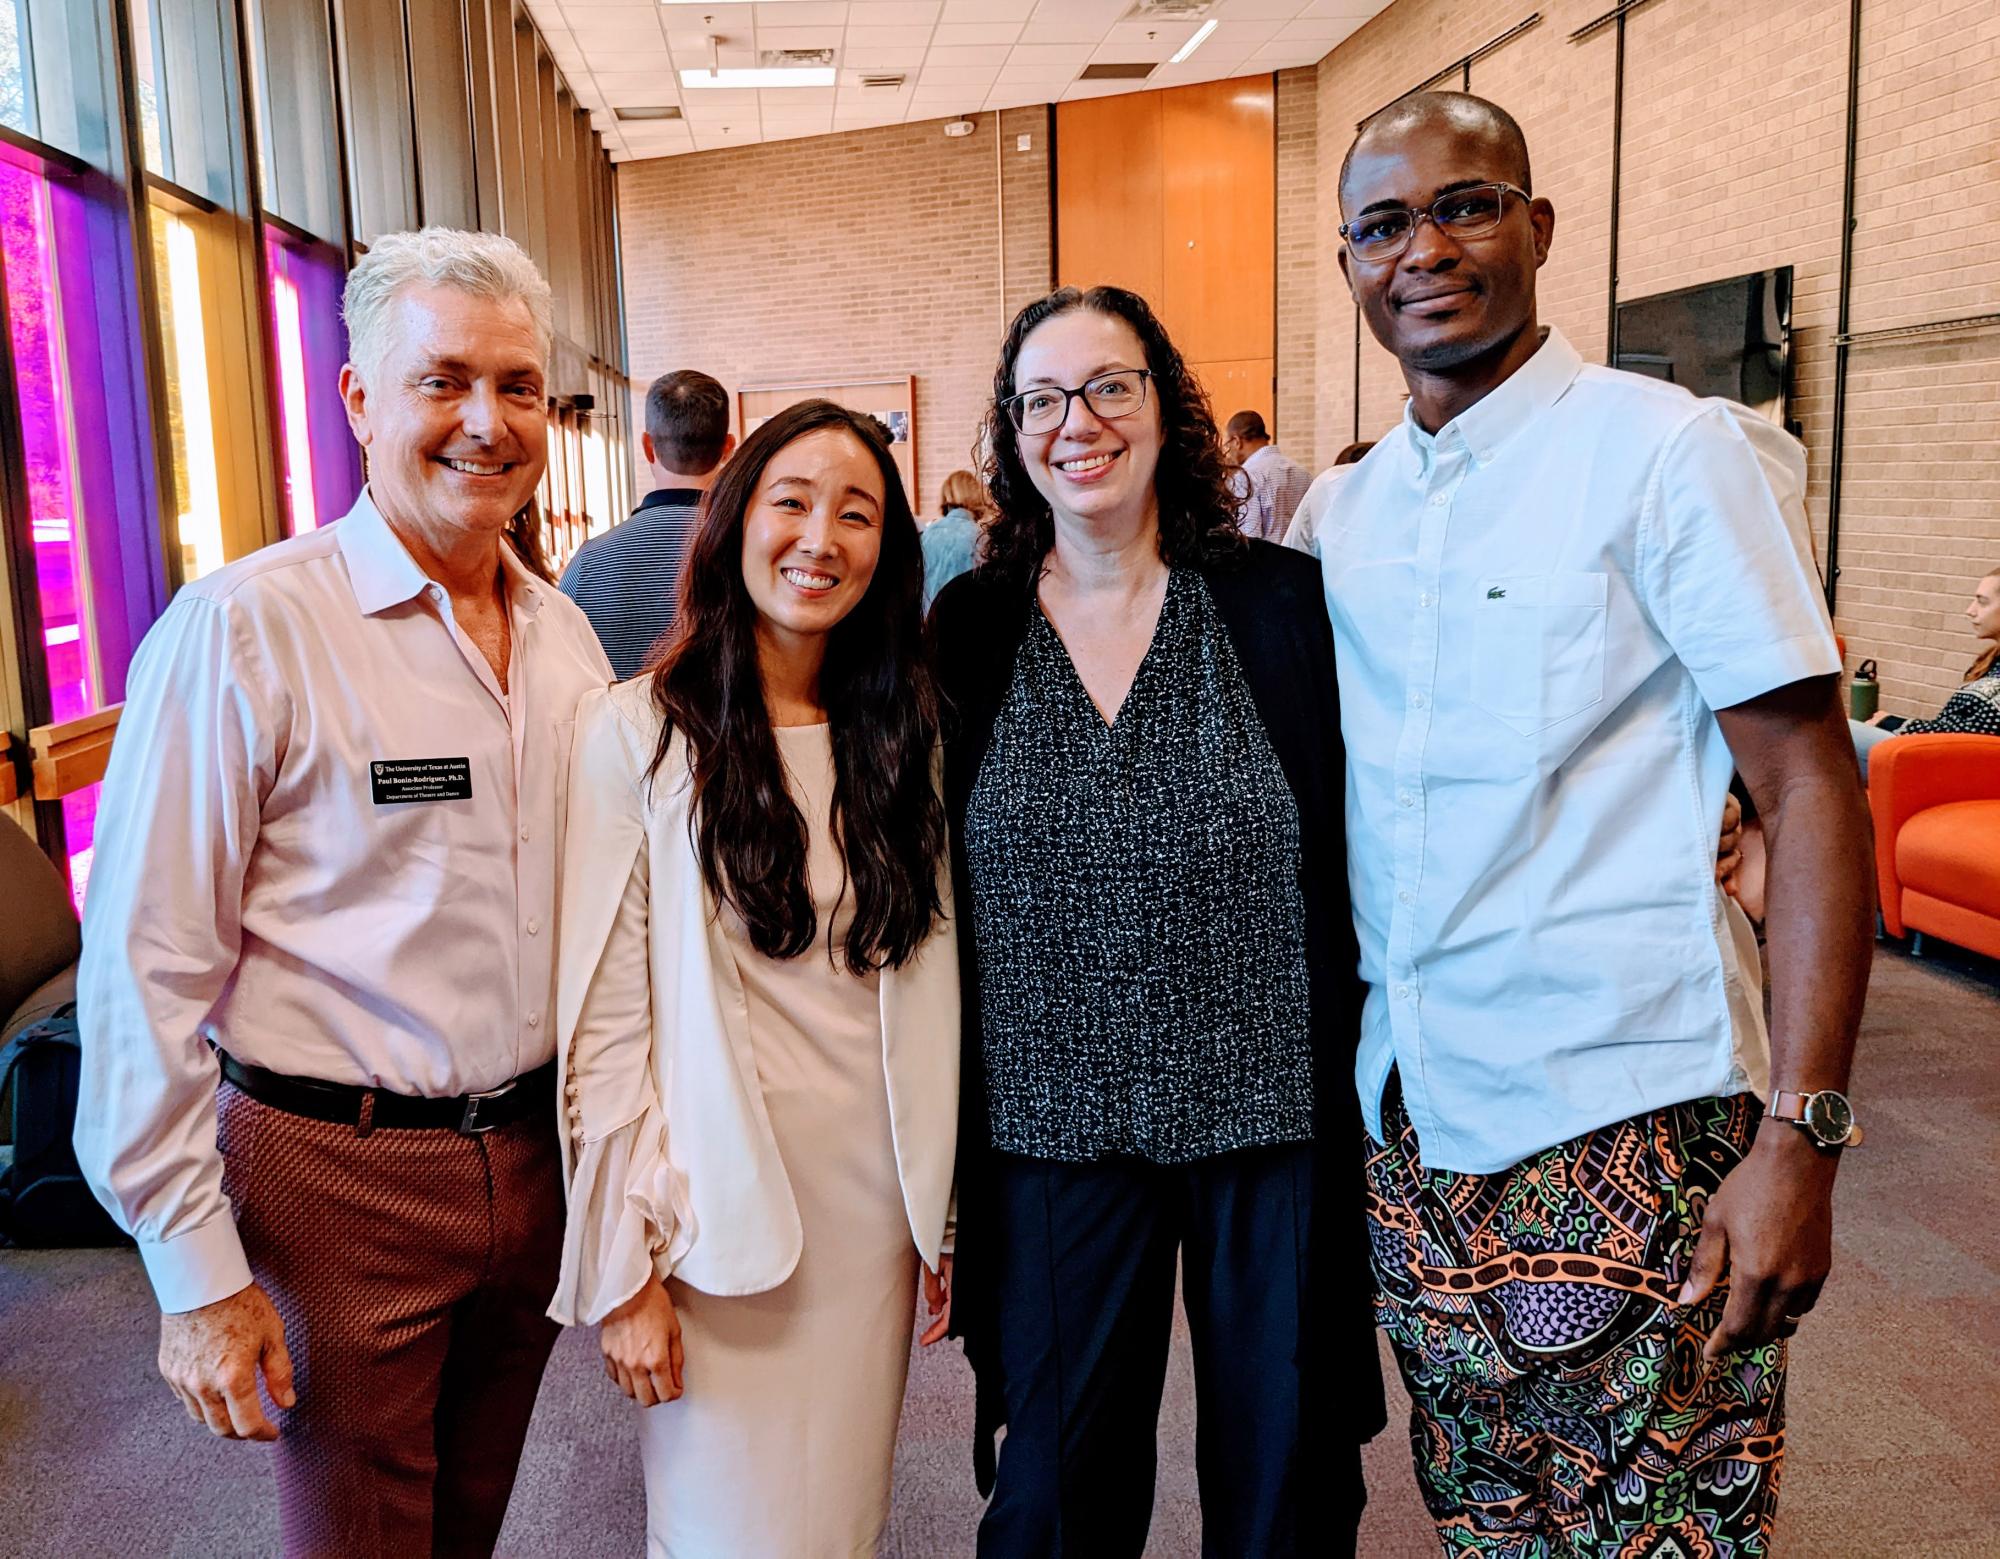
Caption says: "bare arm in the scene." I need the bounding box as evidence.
[1682,673,1874,1356]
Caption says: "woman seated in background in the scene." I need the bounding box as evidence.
[1850,565,2000,780]
[550,400,959,1557]
[931,284,1384,1557]
[921,466,992,609]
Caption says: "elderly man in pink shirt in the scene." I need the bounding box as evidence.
[74,229,612,1556]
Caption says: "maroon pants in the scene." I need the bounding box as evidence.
[217,1081,564,1558]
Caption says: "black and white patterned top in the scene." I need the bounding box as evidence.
[964,567,1315,1164]
[1893,671,2000,737]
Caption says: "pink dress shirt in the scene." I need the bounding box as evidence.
[74,489,613,1313]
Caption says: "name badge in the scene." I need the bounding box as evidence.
[371,758,473,805]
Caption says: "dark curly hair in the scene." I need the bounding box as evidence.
[644,399,946,974]
[977,286,1245,591]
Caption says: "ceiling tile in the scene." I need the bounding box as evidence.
[932,21,1023,46]
[551,0,1390,156]
[845,1,945,24]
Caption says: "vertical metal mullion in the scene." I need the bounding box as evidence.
[105,0,186,600]
[1604,13,1627,366]
[228,0,286,549]
[320,0,359,261]
[1824,0,1862,615]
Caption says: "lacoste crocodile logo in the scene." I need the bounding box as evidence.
[1486,586,1507,599]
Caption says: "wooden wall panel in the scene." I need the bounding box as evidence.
[1161,77,1274,364]
[1191,357,1275,433]
[1056,78,1276,419]
[1054,93,1164,305]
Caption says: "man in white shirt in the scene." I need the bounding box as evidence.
[1318,94,1873,1553]
[75,229,613,1555]
[1222,410,1312,541]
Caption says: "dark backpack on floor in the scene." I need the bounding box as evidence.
[0,1002,130,1248]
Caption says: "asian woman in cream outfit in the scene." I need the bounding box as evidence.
[549,400,957,1557]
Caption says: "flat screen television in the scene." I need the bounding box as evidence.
[1613,267,1794,431]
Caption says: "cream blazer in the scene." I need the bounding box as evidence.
[552,678,959,1308]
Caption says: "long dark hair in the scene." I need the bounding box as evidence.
[645,400,945,973]
[977,285,1245,591]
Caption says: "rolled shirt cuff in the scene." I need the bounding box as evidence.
[138,1213,255,1315]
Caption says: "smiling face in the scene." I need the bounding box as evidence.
[1339,118,1553,380]
[1968,574,2000,641]
[340,283,547,553]
[739,427,886,655]
[1011,309,1163,535]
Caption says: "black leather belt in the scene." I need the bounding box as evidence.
[217,1050,556,1135]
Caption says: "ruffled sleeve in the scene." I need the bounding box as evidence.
[549,843,697,1325]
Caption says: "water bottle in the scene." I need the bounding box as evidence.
[1849,658,1879,722]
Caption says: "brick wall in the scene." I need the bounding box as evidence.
[1275,67,1321,468]
[617,105,1051,519]
[1308,0,2000,717]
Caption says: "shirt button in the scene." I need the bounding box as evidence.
[1410,691,1427,709]
[1395,984,1413,1001]
[565,1082,579,1100]
[519,825,530,842]
[1398,889,1414,906]
[1398,790,1415,809]
[1418,593,1434,608]
[1429,493,1447,507]
[526,918,541,936]
[527,1012,541,1029]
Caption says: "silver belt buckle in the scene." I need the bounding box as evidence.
[458,1079,517,1134]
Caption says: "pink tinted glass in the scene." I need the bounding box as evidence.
[0,155,99,900]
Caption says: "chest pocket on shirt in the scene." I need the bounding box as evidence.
[1471,572,1608,737]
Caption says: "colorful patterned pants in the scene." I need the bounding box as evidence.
[1364,1082,1787,1558]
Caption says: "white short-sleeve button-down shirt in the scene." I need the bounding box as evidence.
[1318,328,1839,1175]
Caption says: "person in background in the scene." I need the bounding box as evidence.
[1725,564,2000,921]
[1281,440,1376,555]
[922,467,990,610]
[1221,409,1312,542]
[551,401,958,1557]
[935,286,1382,1557]
[560,369,735,678]
[73,228,614,1556]
[1850,566,2000,778]
[1324,92,1873,1555]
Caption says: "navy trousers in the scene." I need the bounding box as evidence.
[977,1143,1364,1558]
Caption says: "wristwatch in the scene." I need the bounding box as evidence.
[1767,1089,1864,1149]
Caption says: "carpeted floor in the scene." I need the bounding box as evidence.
[3,941,1995,1556]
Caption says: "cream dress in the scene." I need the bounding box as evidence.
[561,723,920,1557]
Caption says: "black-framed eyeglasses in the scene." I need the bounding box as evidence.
[1339,182,1529,263]
[1001,369,1151,436]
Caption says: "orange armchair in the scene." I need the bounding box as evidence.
[1869,733,2000,958]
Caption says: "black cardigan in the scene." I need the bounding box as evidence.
[931,539,1388,1494]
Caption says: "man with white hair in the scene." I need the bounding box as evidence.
[75,228,613,1555]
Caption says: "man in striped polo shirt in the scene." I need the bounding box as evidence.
[559,368,734,678]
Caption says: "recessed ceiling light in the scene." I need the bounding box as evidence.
[614,105,684,120]
[1170,19,1219,64]
[680,66,836,88]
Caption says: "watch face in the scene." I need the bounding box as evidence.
[1803,1091,1854,1145]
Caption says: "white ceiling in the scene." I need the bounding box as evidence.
[523,0,1392,161]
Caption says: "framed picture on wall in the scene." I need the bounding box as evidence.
[737,375,919,508]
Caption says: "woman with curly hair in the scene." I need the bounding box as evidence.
[550,400,959,1555]
[931,287,1385,1556]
